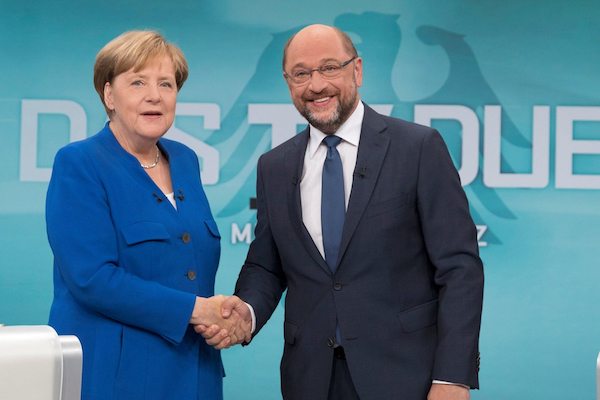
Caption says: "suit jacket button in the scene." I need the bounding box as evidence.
[333,283,342,291]
[182,232,191,244]
[186,270,197,280]
[327,337,335,348]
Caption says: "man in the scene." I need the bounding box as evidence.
[202,24,483,400]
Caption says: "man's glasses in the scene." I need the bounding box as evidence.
[284,56,356,85]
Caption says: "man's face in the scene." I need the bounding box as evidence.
[283,27,362,134]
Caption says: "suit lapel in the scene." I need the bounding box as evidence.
[338,105,390,267]
[284,129,331,275]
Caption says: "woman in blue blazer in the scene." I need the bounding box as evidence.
[46,30,242,400]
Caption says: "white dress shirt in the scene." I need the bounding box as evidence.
[300,101,363,257]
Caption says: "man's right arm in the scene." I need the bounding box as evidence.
[199,156,287,347]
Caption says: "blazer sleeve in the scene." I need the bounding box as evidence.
[46,145,195,344]
[234,154,287,335]
[416,130,484,388]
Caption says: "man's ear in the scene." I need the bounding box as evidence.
[354,57,363,87]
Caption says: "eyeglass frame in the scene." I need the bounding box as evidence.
[284,56,357,85]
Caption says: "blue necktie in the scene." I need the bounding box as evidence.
[322,135,345,346]
[321,135,345,272]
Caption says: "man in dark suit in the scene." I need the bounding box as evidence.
[201,24,483,400]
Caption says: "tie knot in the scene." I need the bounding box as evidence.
[323,135,342,149]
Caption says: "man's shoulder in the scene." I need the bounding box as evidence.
[259,129,308,163]
[364,104,436,139]
[364,106,452,159]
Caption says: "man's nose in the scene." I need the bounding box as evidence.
[307,70,328,92]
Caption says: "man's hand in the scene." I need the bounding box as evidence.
[193,295,252,349]
[427,383,470,400]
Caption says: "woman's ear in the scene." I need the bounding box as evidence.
[104,82,114,111]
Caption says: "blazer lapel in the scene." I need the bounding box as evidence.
[284,129,331,275]
[338,105,390,266]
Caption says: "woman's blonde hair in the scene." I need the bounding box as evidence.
[93,30,188,114]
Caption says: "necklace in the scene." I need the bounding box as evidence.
[140,147,160,169]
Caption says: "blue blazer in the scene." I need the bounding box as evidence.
[235,104,484,400]
[46,123,223,400]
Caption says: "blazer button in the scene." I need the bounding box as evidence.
[327,337,335,348]
[333,282,342,291]
[182,232,191,244]
[186,270,197,280]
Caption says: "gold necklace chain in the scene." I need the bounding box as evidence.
[140,146,160,169]
[110,123,160,169]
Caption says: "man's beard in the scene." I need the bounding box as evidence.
[297,89,358,134]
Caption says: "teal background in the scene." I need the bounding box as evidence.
[1,1,599,399]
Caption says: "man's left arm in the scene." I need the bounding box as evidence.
[416,129,484,389]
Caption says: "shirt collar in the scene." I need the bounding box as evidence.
[307,101,364,159]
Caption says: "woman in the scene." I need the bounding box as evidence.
[46,30,236,400]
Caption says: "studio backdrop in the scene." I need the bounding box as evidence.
[1,1,599,399]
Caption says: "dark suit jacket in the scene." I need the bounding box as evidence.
[235,104,484,400]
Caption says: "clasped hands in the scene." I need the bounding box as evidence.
[189,295,251,349]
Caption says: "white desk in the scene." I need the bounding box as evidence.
[0,325,82,400]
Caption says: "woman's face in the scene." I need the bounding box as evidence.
[104,55,177,146]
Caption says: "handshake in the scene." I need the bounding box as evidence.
[189,295,252,350]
